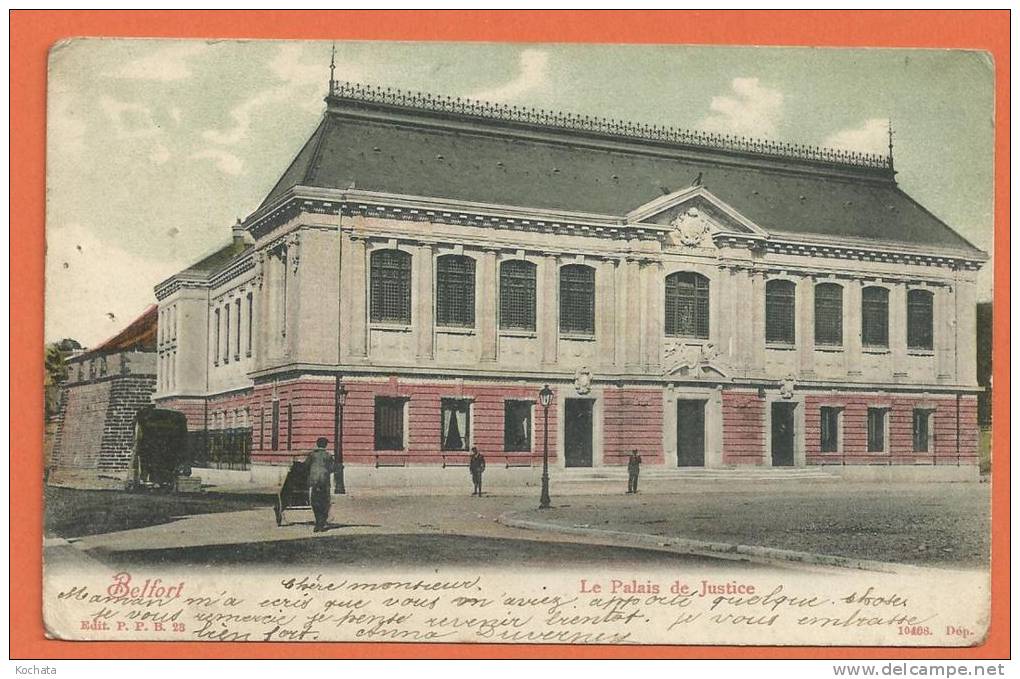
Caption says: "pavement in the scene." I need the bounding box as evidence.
[44,478,989,574]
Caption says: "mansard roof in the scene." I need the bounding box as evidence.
[255,82,985,260]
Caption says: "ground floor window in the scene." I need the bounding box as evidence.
[504,400,532,452]
[374,397,406,450]
[913,409,934,452]
[820,406,841,453]
[867,407,888,453]
[271,400,280,451]
[441,399,471,451]
[286,403,293,451]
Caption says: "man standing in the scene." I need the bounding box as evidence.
[627,449,642,494]
[305,437,335,532]
[469,446,486,496]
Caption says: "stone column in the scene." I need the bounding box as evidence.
[596,258,617,371]
[479,249,498,363]
[715,266,733,363]
[798,276,815,377]
[890,283,908,380]
[936,284,955,383]
[623,258,643,371]
[540,255,559,366]
[347,235,368,359]
[750,271,766,376]
[955,274,977,385]
[642,260,662,371]
[845,279,863,378]
[415,243,435,361]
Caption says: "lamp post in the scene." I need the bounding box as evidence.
[538,384,553,509]
[333,377,348,495]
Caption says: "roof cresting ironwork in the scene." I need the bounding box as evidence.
[326,79,894,172]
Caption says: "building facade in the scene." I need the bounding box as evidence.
[154,82,986,479]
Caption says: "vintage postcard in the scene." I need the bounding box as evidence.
[39,36,996,649]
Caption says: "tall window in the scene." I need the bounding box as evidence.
[504,400,533,452]
[913,409,933,452]
[370,250,412,324]
[374,397,405,450]
[867,407,888,453]
[223,304,231,364]
[765,280,796,344]
[559,264,595,335]
[213,308,221,365]
[286,403,293,451]
[235,298,242,358]
[907,289,934,350]
[271,400,280,451]
[436,255,476,327]
[665,272,710,339]
[499,260,537,331]
[814,283,843,346]
[820,406,841,453]
[441,399,472,451]
[246,292,254,356]
[862,286,889,347]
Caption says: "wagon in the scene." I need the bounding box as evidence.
[273,459,312,526]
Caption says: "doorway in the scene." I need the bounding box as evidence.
[676,400,707,467]
[771,402,797,467]
[564,399,594,468]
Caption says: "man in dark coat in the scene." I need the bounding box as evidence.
[627,449,642,494]
[469,447,486,496]
[305,437,335,532]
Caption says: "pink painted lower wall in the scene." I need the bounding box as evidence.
[158,379,979,469]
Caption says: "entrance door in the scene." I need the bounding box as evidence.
[676,400,706,467]
[771,402,796,467]
[564,399,594,468]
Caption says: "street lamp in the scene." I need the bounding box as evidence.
[333,377,348,495]
[538,384,553,509]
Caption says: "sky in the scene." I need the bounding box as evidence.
[45,40,994,346]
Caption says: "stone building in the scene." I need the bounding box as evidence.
[49,305,158,488]
[154,81,986,480]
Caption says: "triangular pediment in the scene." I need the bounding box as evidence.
[626,186,769,242]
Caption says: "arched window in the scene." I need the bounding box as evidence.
[907,289,934,350]
[664,272,709,339]
[559,264,595,335]
[862,286,889,347]
[499,260,536,331]
[370,249,412,324]
[814,283,843,346]
[765,280,796,344]
[436,255,476,327]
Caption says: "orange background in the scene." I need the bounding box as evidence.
[10,9,1010,659]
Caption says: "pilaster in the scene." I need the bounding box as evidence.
[540,255,559,366]
[798,276,815,377]
[414,243,435,361]
[478,249,498,362]
[845,278,863,378]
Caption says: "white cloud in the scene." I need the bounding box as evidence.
[45,222,185,345]
[467,49,550,102]
[111,43,207,81]
[823,118,890,154]
[191,148,243,175]
[169,106,183,125]
[698,77,784,138]
[201,44,332,145]
[149,143,171,165]
[99,96,161,139]
[48,80,86,155]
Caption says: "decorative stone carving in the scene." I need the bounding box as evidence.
[663,342,728,378]
[574,367,593,395]
[669,207,713,248]
[779,374,796,399]
[287,234,301,275]
[254,251,266,289]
